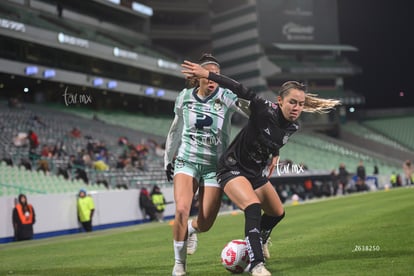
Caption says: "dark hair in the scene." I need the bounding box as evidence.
[18,194,27,204]
[198,53,220,67]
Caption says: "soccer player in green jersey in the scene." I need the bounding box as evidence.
[164,53,247,276]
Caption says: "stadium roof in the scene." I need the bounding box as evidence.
[273,43,358,52]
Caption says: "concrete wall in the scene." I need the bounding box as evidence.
[0,187,175,243]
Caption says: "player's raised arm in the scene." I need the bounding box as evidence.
[182,60,256,101]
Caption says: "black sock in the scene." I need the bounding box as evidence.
[244,203,263,269]
[260,211,285,243]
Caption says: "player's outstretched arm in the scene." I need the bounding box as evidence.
[181,60,256,101]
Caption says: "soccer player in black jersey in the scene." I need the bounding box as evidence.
[182,60,340,276]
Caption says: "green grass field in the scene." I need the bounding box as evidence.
[1,187,413,275]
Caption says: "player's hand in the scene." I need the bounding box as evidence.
[166,163,174,182]
[181,60,209,79]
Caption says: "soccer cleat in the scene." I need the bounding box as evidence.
[172,262,186,276]
[263,237,272,259]
[250,262,271,276]
[187,233,198,255]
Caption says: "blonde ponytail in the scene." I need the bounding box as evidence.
[304,93,341,113]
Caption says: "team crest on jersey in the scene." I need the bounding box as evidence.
[175,158,185,169]
[213,99,222,111]
[264,100,277,109]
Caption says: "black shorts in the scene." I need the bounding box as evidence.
[216,166,268,190]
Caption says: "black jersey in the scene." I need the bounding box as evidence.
[208,72,299,178]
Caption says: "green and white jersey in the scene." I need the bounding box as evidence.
[165,87,238,167]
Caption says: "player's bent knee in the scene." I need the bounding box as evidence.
[175,204,191,218]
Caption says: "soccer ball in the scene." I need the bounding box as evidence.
[221,239,250,273]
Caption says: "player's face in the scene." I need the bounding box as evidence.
[278,88,305,122]
[199,64,220,95]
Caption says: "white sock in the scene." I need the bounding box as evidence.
[173,240,187,263]
[188,219,198,236]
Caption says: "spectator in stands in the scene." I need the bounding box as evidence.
[69,154,89,184]
[57,166,70,180]
[402,160,413,185]
[183,60,340,275]
[41,144,51,158]
[70,127,82,138]
[145,138,157,153]
[2,157,13,166]
[164,53,250,276]
[77,189,95,232]
[116,156,127,169]
[118,136,129,147]
[13,132,28,147]
[51,141,66,158]
[12,194,36,241]
[338,163,350,194]
[31,115,47,128]
[93,159,109,171]
[151,185,167,222]
[136,143,149,171]
[82,151,93,168]
[37,159,50,175]
[19,158,32,171]
[27,130,40,162]
[356,160,368,192]
[139,188,157,221]
[27,130,39,151]
[155,142,165,157]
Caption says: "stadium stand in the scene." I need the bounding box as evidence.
[278,132,399,176]
[42,103,174,137]
[341,121,410,152]
[0,99,406,196]
[362,117,414,152]
[0,160,106,196]
[0,101,169,194]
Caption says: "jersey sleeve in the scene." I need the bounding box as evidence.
[164,114,183,169]
[164,91,186,170]
[208,72,257,101]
